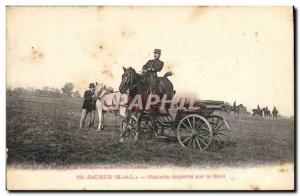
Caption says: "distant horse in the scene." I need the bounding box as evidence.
[226,104,244,115]
[94,83,114,131]
[252,109,263,117]
[272,107,278,119]
[119,66,174,142]
[222,105,231,114]
[262,107,271,117]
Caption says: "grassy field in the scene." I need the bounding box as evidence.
[6,95,294,168]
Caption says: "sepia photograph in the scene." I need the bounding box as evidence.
[5,5,295,190]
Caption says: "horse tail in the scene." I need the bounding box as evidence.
[164,71,173,78]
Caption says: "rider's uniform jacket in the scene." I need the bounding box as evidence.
[142,59,164,76]
[142,59,164,91]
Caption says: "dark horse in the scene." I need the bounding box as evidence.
[119,66,174,142]
[226,104,244,115]
[262,107,271,117]
[252,109,263,117]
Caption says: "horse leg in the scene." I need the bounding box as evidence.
[119,116,126,143]
[101,112,104,130]
[134,112,142,142]
[96,100,103,131]
[97,111,104,131]
[120,110,132,142]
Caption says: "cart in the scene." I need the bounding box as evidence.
[120,100,230,151]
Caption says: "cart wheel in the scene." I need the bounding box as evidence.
[120,115,138,141]
[176,114,212,151]
[136,114,157,140]
[207,115,230,150]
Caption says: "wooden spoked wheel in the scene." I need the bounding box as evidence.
[207,115,230,150]
[120,115,138,139]
[176,114,213,151]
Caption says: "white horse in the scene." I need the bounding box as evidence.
[94,83,114,131]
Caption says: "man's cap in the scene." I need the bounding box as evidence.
[89,83,95,88]
[154,49,161,54]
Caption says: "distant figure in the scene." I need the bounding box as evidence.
[233,101,236,107]
[257,105,260,110]
[79,83,96,128]
[272,106,278,119]
[264,106,271,116]
[142,49,164,94]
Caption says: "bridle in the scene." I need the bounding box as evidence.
[122,70,146,93]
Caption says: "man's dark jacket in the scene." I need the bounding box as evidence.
[82,90,96,111]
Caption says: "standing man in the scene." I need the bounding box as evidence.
[142,49,164,94]
[80,83,96,128]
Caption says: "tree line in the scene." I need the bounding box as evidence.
[7,82,81,98]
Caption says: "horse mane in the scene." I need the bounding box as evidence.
[129,67,142,80]
[96,85,106,98]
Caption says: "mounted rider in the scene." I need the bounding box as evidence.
[142,49,164,94]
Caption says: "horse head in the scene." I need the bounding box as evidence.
[119,66,139,94]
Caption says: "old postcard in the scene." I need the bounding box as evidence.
[6,6,294,190]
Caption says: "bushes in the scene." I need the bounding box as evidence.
[7,83,81,98]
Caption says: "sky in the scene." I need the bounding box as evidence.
[6,6,294,116]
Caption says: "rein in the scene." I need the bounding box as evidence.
[84,90,120,100]
[126,72,146,91]
[96,90,120,100]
